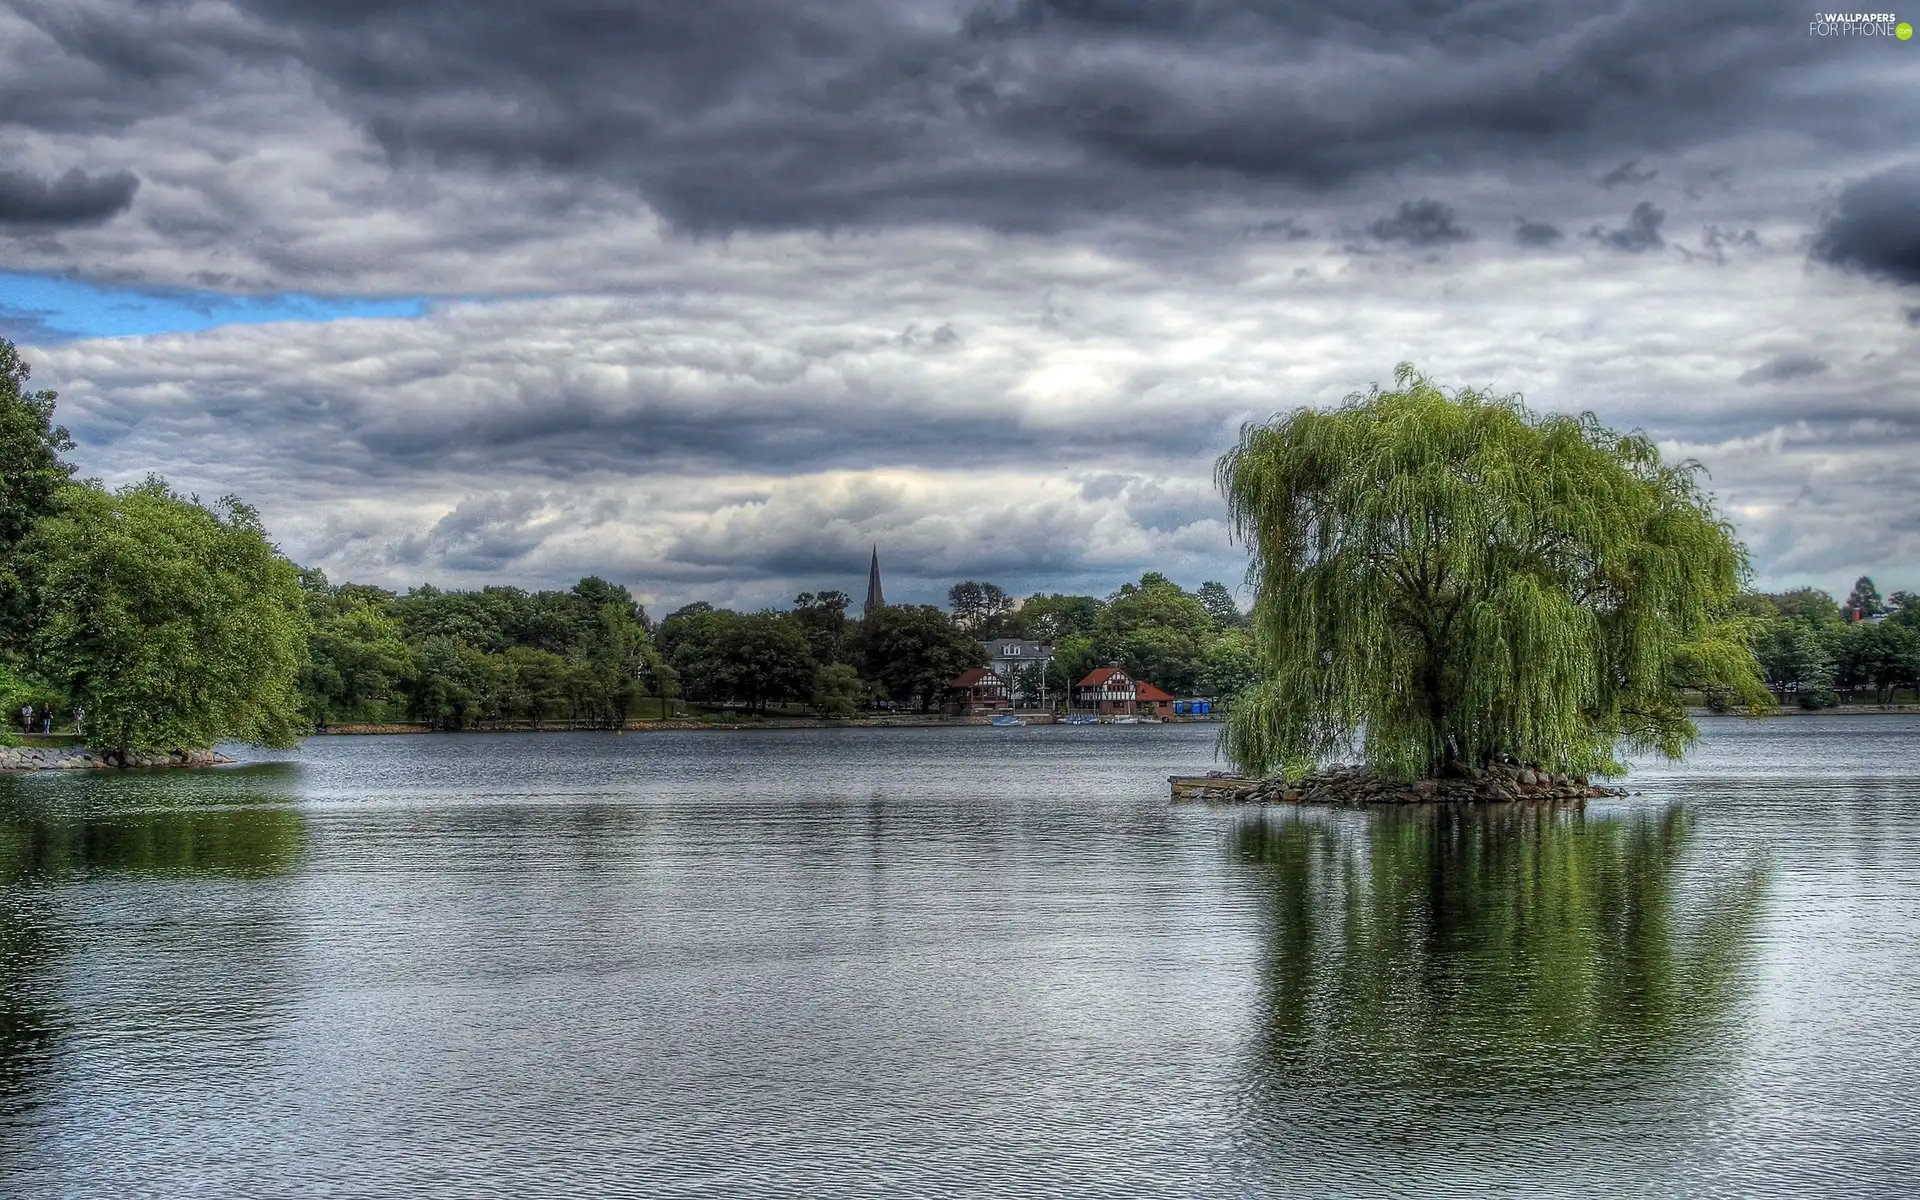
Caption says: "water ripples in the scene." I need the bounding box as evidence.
[1,718,1917,1197]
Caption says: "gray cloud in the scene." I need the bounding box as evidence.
[28,243,1920,608]
[1739,354,1828,386]
[1812,165,1920,286]
[1696,225,1760,264]
[1588,200,1665,253]
[1367,199,1471,247]
[0,165,138,225]
[1514,217,1564,247]
[1599,158,1657,188]
[3,0,1918,607]
[0,0,1851,242]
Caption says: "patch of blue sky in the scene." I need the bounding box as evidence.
[0,272,429,342]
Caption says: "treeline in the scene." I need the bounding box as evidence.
[295,570,1259,728]
[1735,577,1920,707]
[298,574,654,729]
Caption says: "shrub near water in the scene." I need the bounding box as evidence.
[1216,366,1771,782]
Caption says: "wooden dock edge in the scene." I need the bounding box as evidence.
[1169,775,1262,803]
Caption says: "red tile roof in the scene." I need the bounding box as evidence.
[1134,682,1175,702]
[1078,666,1128,687]
[951,667,1000,688]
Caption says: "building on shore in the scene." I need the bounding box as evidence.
[1071,666,1178,718]
[1074,665,1137,715]
[946,667,1012,715]
[1133,681,1174,718]
[981,638,1054,707]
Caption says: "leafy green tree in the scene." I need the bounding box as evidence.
[791,591,853,664]
[0,659,51,744]
[1832,620,1920,705]
[572,576,651,630]
[404,634,490,728]
[1110,625,1201,694]
[1217,366,1770,781]
[1763,587,1844,625]
[855,604,986,711]
[1011,658,1057,708]
[576,591,655,726]
[27,480,310,756]
[374,575,655,727]
[718,613,816,714]
[1048,634,1100,699]
[1198,629,1259,702]
[0,340,77,649]
[656,607,814,713]
[1844,575,1885,621]
[948,580,1017,636]
[1196,581,1247,630]
[1096,573,1213,695]
[1016,593,1102,642]
[501,645,570,725]
[1754,620,1836,708]
[811,662,868,718]
[300,588,412,726]
[390,585,507,651]
[1889,590,1920,628]
[658,604,735,705]
[0,341,73,552]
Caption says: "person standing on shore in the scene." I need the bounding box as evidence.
[42,711,52,734]
[18,704,30,734]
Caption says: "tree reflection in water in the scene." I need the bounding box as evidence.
[1234,804,1769,1163]
[0,775,305,1114]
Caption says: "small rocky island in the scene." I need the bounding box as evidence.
[1173,762,1625,806]
[0,746,233,772]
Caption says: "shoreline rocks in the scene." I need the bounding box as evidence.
[0,746,234,772]
[1181,761,1627,806]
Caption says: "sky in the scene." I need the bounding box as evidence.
[2,0,1917,614]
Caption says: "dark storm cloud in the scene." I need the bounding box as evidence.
[1513,218,1564,247]
[1588,201,1665,253]
[0,165,138,225]
[1367,199,1471,246]
[1904,305,1920,328]
[2,0,1830,235]
[394,492,553,571]
[1812,165,1920,286]
[1598,159,1657,188]
[1739,354,1828,386]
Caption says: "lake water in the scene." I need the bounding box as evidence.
[2,718,1917,1198]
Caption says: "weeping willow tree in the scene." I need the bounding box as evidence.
[1217,366,1770,781]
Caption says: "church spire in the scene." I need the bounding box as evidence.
[864,545,885,619]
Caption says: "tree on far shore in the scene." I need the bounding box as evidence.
[1844,576,1885,621]
[947,581,1017,636]
[856,604,985,711]
[1216,365,1771,781]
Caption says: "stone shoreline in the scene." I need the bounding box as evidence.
[0,746,234,772]
[1181,762,1626,806]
